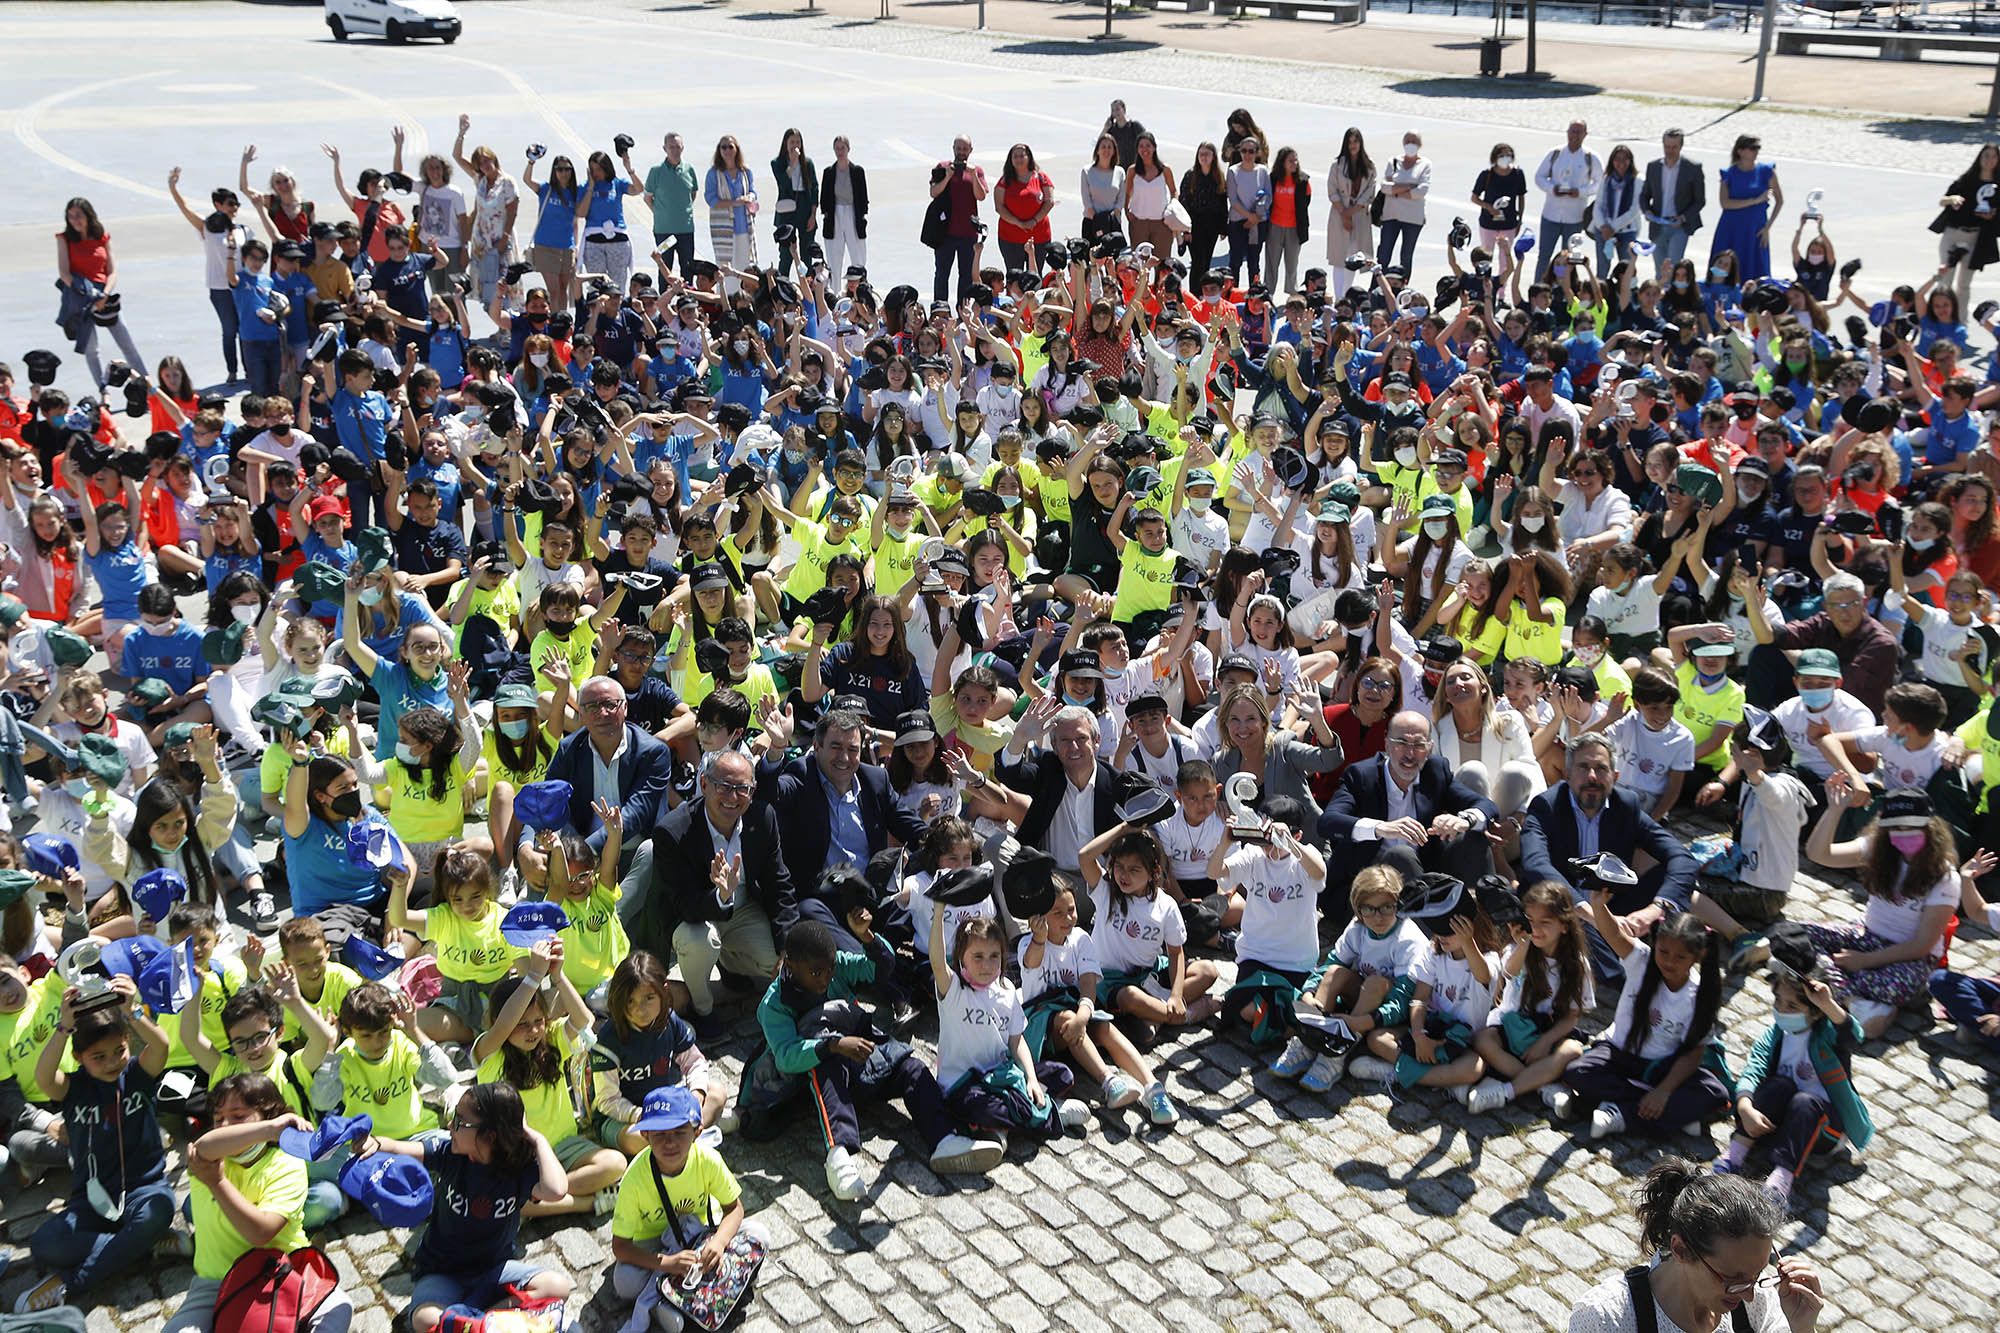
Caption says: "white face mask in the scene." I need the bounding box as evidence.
[1519,513,1546,533]
[1423,518,1450,540]
[1496,155,1515,171]
[1393,447,1417,468]
[1189,497,1213,513]
[1402,142,1421,156]
[733,340,750,356]
[230,603,260,625]
[529,352,550,369]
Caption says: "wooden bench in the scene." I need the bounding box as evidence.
[1775,27,2000,61]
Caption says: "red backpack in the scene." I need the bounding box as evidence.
[213,1246,340,1333]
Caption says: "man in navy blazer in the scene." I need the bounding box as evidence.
[1518,734,1698,987]
[1318,710,1499,929]
[762,707,926,950]
[526,676,672,883]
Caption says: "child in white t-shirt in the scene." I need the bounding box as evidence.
[895,818,998,962]
[1349,892,1501,1095]
[1821,682,1949,797]
[1582,542,1668,665]
[1271,865,1426,1094]
[1597,668,1695,820]
[931,906,1087,1144]
[1208,798,1324,1048]
[1016,878,1161,1115]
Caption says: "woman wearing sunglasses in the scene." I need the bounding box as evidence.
[1568,1156,1823,1332]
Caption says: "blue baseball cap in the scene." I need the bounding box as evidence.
[280,1113,373,1162]
[512,780,573,832]
[632,1085,703,1133]
[136,939,200,1016]
[21,833,79,879]
[99,934,166,982]
[346,821,408,876]
[132,867,189,923]
[341,934,403,982]
[499,901,569,948]
[337,1150,433,1228]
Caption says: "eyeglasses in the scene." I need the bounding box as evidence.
[1695,1248,1781,1296]
[710,779,754,797]
[1356,901,1398,920]
[614,647,652,663]
[408,641,445,656]
[450,1112,484,1132]
[582,698,624,714]
[1359,677,1396,692]
[228,1028,277,1055]
[1386,736,1430,751]
[1824,598,1864,612]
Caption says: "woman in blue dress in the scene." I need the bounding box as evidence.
[1710,134,1783,282]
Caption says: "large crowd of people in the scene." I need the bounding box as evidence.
[8,97,2000,1333]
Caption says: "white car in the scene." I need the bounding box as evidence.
[324,0,463,43]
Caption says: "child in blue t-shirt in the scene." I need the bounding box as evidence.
[1906,366,1981,487]
[119,584,206,700]
[425,295,469,390]
[73,470,151,655]
[228,236,284,396]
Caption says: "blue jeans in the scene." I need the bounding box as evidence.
[209,289,241,378]
[1375,219,1422,274]
[1651,221,1692,273]
[1226,220,1261,283]
[932,235,975,305]
[1536,218,1584,279]
[1930,969,2000,1051]
[31,1181,176,1291]
[1594,228,1638,273]
[242,337,282,397]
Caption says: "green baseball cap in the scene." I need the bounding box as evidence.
[1794,648,1841,678]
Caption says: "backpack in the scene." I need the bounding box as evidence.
[213,1246,339,1333]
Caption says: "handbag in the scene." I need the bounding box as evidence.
[1369,192,1386,226]
[654,1157,764,1331]
[213,1246,339,1333]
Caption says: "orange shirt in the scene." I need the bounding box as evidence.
[1271,180,1297,231]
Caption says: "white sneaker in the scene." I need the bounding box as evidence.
[591,1184,619,1216]
[1299,1051,1346,1093]
[1346,1055,1397,1085]
[1100,1072,1143,1109]
[1541,1085,1577,1120]
[1466,1079,1512,1115]
[1270,1036,1312,1079]
[717,1108,741,1135]
[498,865,523,905]
[1056,1098,1092,1131]
[1143,1081,1178,1125]
[1683,1118,1709,1138]
[1848,998,1897,1031]
[930,1133,1004,1175]
[1591,1103,1627,1140]
[248,892,280,932]
[825,1146,866,1200]
[1449,1083,1472,1107]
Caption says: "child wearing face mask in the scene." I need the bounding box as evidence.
[1818,681,1949,802]
[1715,961,1869,1211]
[1888,559,1985,727]
[1667,632,1747,793]
[529,581,624,696]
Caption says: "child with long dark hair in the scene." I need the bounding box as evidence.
[592,951,725,1157]
[1564,903,1729,1140]
[1467,881,1594,1115]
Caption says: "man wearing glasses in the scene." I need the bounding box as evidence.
[1742,569,1899,714]
[642,748,795,1042]
[524,676,672,885]
[1318,710,1498,931]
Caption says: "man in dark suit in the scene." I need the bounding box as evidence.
[765,708,926,951]
[635,749,795,1041]
[524,676,672,883]
[1519,734,1699,987]
[1318,710,1499,929]
[1640,127,1705,278]
[820,136,869,286]
[996,703,1124,872]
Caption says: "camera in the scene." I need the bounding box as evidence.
[1447,217,1471,251]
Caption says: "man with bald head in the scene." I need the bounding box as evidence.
[928,133,988,303]
[1318,709,1499,929]
[640,748,796,1039]
[530,674,672,880]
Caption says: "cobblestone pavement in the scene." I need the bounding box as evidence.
[8,805,1996,1333]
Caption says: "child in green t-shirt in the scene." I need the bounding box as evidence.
[531,808,632,1008]
[327,982,457,1143]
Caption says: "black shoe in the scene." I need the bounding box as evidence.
[689,1008,725,1044]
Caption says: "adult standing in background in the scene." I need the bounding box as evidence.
[1533,119,1601,279]
[1325,128,1377,294]
[1180,144,1230,283]
[994,143,1056,274]
[821,136,869,281]
[1103,100,1146,169]
[1470,143,1527,279]
[56,198,144,391]
[705,135,758,273]
[1263,147,1311,296]
[1592,143,1644,273]
[769,127,820,278]
[1226,138,1271,284]
[1641,128,1705,279]
[166,168,252,385]
[927,135,987,304]
[452,119,521,308]
[643,132,700,281]
[1080,133,1127,245]
[1711,133,1782,282]
[578,146,643,293]
[1375,132,1431,276]
[1124,133,1176,256]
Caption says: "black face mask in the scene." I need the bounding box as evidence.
[545,619,577,638]
[178,761,204,786]
[329,788,363,820]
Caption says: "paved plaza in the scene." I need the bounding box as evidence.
[1,3,1997,1329]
